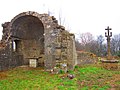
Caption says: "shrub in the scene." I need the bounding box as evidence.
[59,70,65,74]
[74,65,79,69]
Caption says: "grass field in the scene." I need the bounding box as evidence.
[0,64,120,90]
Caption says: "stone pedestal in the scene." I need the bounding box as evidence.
[29,59,38,68]
[101,60,119,70]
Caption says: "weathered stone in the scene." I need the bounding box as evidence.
[0,11,77,71]
[77,51,98,65]
[29,59,38,68]
[101,60,119,70]
[67,74,75,79]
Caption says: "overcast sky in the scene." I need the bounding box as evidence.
[0,0,120,39]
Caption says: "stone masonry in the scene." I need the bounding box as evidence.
[0,11,77,71]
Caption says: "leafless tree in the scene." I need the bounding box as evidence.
[77,33,107,56]
[75,39,84,51]
[47,9,71,32]
[58,9,65,26]
[79,32,94,46]
[111,34,120,56]
[78,32,95,52]
[96,35,106,56]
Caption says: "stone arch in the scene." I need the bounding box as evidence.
[10,11,45,40]
[0,11,77,71]
[9,11,48,65]
[10,11,45,27]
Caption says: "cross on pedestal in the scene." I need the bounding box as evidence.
[105,26,112,60]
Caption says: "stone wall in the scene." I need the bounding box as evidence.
[44,25,77,71]
[0,44,23,71]
[0,11,77,71]
[77,51,98,65]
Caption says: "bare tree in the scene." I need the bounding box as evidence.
[75,39,84,51]
[47,9,71,32]
[79,32,94,46]
[76,33,108,56]
[111,34,120,56]
[88,40,99,54]
[96,35,106,56]
[58,9,65,26]
[78,32,95,52]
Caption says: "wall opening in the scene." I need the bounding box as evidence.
[11,15,44,64]
[13,41,16,52]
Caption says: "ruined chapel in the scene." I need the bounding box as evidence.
[0,11,77,71]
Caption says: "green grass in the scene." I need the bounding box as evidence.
[0,65,120,90]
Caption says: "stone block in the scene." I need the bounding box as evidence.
[55,55,61,60]
[29,59,38,68]
[62,43,67,48]
[55,43,61,49]
[101,60,119,70]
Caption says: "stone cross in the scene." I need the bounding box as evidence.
[105,26,112,60]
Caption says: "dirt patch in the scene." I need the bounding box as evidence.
[0,72,7,79]
[106,74,120,89]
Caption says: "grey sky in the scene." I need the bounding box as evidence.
[0,0,120,39]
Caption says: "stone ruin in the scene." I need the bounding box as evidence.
[77,51,98,65]
[0,11,77,72]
